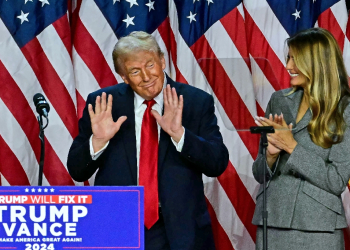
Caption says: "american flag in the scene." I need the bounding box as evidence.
[1,0,350,249]
[0,0,78,186]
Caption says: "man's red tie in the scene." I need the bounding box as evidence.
[139,99,159,229]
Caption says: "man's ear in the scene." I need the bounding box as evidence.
[161,56,166,71]
[120,75,129,84]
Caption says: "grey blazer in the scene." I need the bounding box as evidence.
[252,88,350,232]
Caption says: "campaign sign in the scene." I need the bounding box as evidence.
[0,186,144,250]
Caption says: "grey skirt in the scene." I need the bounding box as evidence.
[256,227,344,250]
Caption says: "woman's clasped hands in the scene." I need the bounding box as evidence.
[254,113,297,167]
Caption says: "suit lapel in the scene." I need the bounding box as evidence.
[116,84,138,184]
[116,77,180,178]
[158,76,176,170]
[283,89,311,134]
[158,130,171,170]
[293,109,312,134]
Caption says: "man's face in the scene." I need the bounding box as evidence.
[120,50,166,100]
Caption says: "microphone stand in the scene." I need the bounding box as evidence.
[250,126,274,250]
[37,114,49,186]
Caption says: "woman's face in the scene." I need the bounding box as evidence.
[286,49,308,88]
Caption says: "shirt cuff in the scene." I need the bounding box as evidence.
[171,127,185,152]
[89,135,109,160]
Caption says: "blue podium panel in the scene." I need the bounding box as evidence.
[0,186,144,250]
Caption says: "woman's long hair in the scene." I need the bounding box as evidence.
[287,28,350,148]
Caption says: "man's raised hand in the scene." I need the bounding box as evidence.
[88,92,127,152]
[151,85,184,142]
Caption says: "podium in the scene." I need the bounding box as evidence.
[0,186,144,249]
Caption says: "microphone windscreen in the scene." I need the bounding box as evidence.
[33,93,45,106]
[33,93,50,115]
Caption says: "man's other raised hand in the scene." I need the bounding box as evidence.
[88,92,127,152]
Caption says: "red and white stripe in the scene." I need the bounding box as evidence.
[168,1,259,247]
[0,12,77,186]
[167,0,350,249]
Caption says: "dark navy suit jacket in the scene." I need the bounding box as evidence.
[67,76,229,249]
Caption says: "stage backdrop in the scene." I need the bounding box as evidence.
[0,0,350,249]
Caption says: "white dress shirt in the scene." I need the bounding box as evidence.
[89,75,185,183]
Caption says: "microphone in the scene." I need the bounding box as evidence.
[33,93,50,117]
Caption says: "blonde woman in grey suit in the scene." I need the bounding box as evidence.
[253,27,350,250]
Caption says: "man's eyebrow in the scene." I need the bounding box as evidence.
[126,59,154,72]
[127,66,139,72]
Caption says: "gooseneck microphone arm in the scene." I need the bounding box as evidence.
[33,93,50,186]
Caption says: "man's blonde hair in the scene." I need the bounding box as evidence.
[112,31,164,75]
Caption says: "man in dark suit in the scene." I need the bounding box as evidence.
[67,31,229,250]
